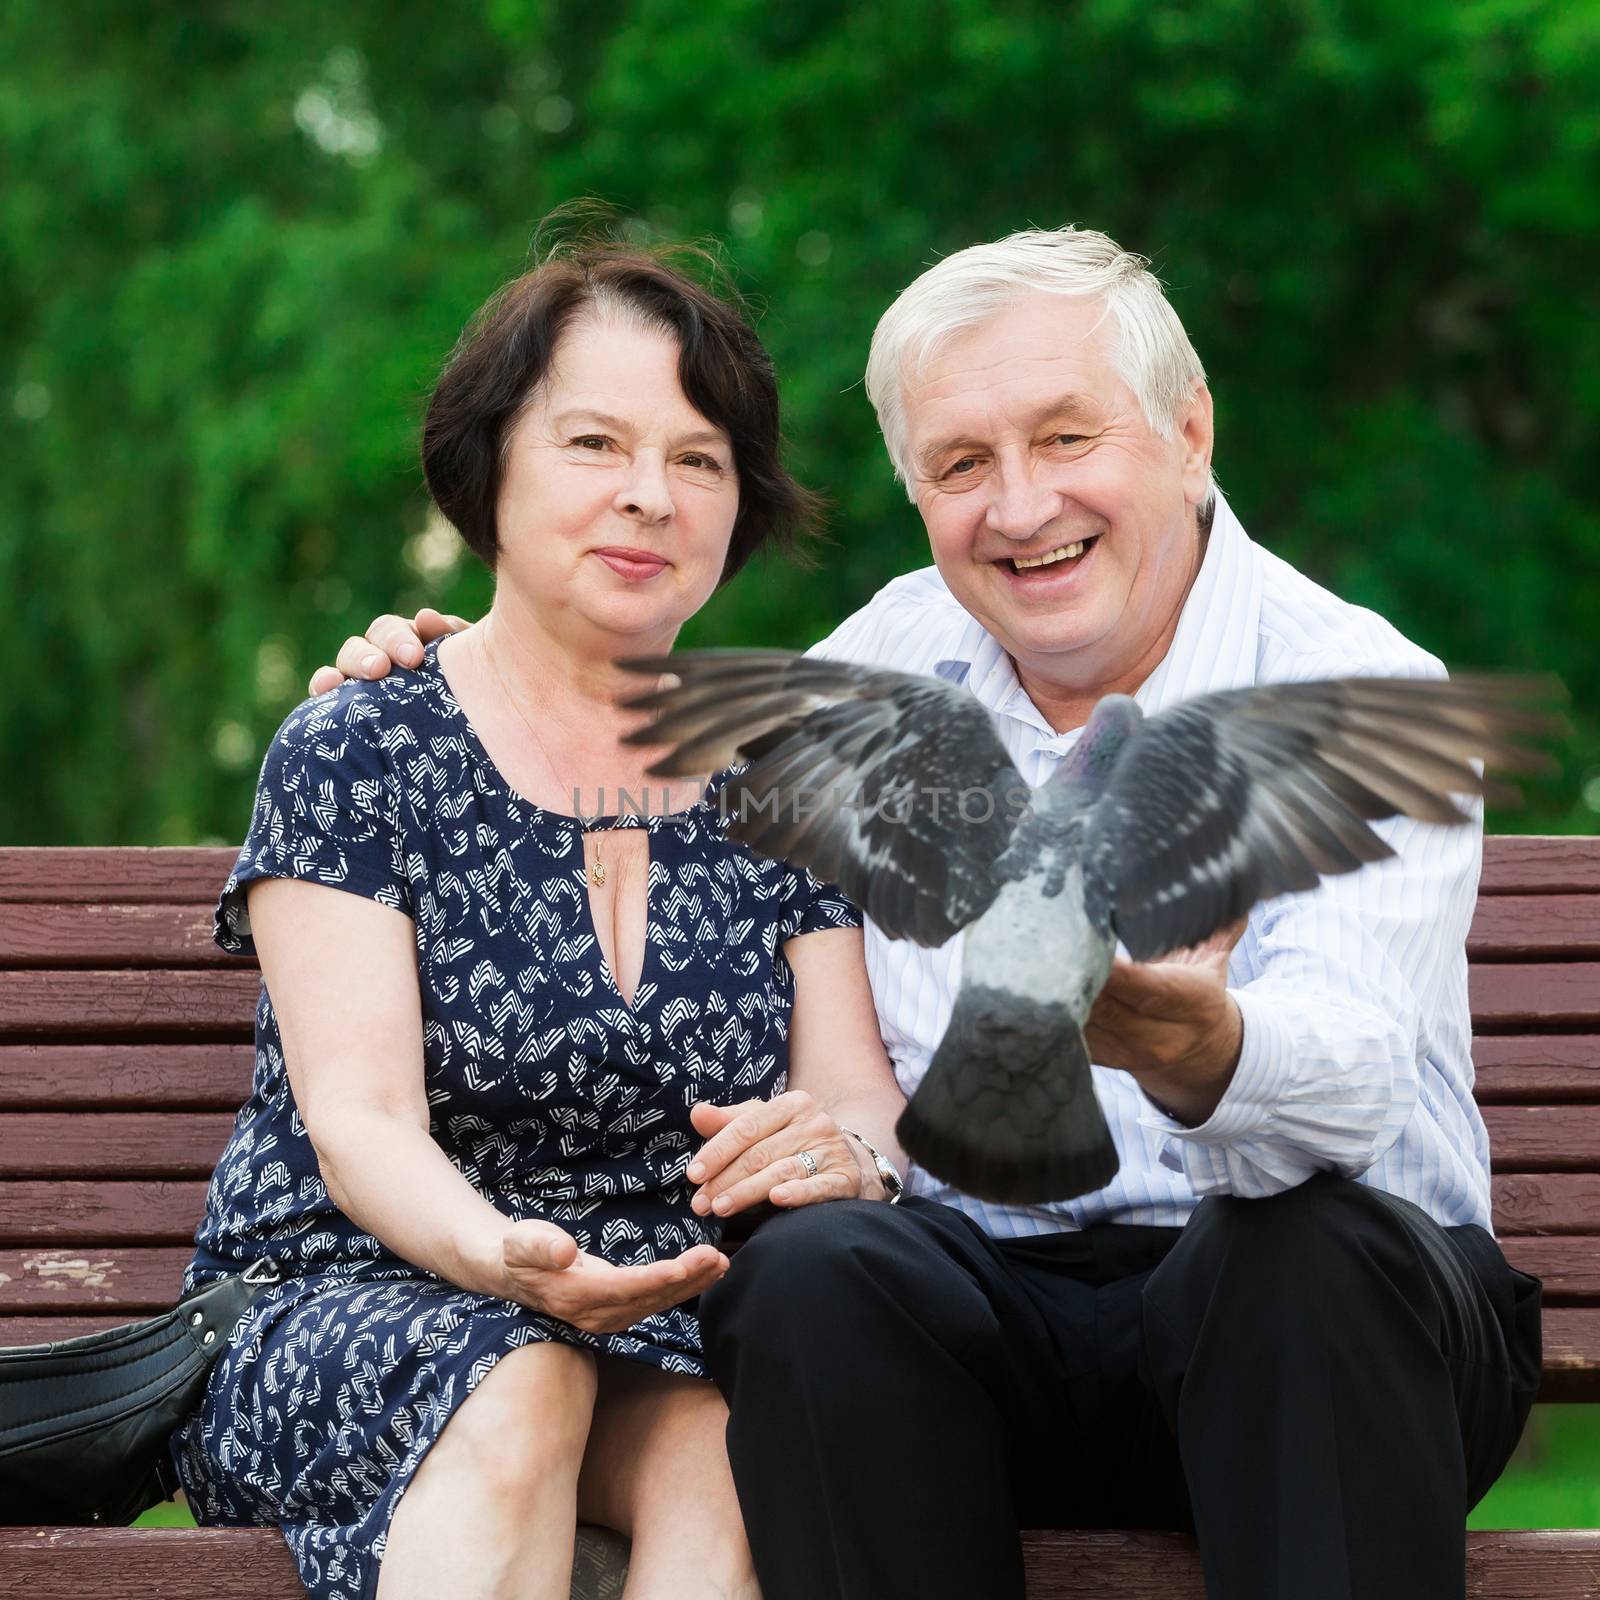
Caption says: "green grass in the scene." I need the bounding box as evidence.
[133,1498,196,1528]
[1470,1406,1600,1529]
[134,1405,1600,1532]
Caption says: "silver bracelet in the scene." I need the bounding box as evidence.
[838,1124,905,1203]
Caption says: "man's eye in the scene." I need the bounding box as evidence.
[1053,434,1087,446]
[944,457,978,478]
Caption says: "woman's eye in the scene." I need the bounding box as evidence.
[680,453,726,473]
[572,435,611,451]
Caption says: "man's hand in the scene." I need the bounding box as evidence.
[307,607,472,696]
[498,1218,729,1335]
[687,1092,879,1216]
[1085,920,1248,1126]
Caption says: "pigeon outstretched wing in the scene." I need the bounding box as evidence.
[618,650,1031,946]
[1084,673,1563,962]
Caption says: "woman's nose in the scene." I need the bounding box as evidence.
[615,452,674,524]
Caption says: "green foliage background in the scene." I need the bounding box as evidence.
[5,0,1599,1532]
[3,0,1598,845]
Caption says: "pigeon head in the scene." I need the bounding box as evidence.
[1054,694,1142,792]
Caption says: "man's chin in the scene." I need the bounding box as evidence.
[975,613,1113,678]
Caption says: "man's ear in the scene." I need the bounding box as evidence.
[1177,382,1215,509]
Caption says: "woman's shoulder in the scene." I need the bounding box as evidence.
[257,667,443,792]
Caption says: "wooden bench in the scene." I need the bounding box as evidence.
[3,841,1600,1597]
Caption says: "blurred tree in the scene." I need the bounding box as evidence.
[1,0,1596,844]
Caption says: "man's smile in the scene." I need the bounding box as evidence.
[992,533,1102,587]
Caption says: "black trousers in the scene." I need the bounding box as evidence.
[698,1176,1542,1600]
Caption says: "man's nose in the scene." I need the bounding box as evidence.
[985,460,1060,541]
[616,451,674,524]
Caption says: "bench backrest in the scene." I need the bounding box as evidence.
[2,842,1597,1397]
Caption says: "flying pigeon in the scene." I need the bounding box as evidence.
[617,652,1562,1205]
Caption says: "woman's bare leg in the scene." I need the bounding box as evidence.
[378,1341,598,1600]
[578,1356,758,1600]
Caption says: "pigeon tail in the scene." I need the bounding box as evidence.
[896,986,1119,1206]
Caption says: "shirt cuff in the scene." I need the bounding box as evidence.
[1138,987,1297,1148]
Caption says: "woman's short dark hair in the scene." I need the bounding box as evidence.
[422,229,819,580]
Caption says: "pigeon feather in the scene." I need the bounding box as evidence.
[619,651,1031,946]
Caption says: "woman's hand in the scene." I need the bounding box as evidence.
[499,1219,729,1335]
[687,1092,878,1217]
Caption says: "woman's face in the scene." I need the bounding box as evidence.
[494,313,739,646]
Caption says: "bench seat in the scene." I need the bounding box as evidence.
[3,840,1598,1597]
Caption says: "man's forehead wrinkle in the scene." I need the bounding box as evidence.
[910,357,1114,459]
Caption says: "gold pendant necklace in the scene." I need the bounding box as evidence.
[479,628,607,888]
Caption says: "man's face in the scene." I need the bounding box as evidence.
[902,290,1213,694]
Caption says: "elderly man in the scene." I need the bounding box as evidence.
[316,228,1539,1600]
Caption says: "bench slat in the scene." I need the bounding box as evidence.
[0,849,235,905]
[0,1233,1590,1318]
[6,1307,1599,1398]
[0,905,247,968]
[1468,896,1600,958]
[1537,1307,1600,1395]
[0,1246,192,1311]
[1,895,1580,965]
[6,963,1596,1038]
[3,1526,1599,1600]
[1477,838,1600,895]
[0,971,259,1036]
[2,1173,1593,1249]
[0,1181,210,1244]
[0,1113,236,1177]
[15,1305,1551,1373]
[1496,1237,1600,1303]
[1490,1174,1600,1234]
[0,837,1588,906]
[0,1039,1590,1113]
[1481,1105,1600,1170]
[0,1107,1591,1182]
[0,1045,254,1109]
[1020,1528,1600,1599]
[1469,964,1600,1030]
[1474,1037,1600,1102]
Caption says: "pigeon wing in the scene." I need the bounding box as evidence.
[1084,674,1562,963]
[618,650,1031,946]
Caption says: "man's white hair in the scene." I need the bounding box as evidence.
[865,226,1209,498]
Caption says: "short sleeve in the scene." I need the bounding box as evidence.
[214,689,413,956]
[779,865,863,942]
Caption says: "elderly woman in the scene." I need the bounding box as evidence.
[170,240,907,1600]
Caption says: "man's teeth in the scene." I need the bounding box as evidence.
[1013,541,1086,570]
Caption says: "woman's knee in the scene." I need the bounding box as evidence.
[420,1341,598,1508]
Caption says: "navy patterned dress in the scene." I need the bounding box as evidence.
[169,638,859,1600]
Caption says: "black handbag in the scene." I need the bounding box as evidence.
[0,1257,280,1526]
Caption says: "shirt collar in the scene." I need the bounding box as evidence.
[931,491,1264,734]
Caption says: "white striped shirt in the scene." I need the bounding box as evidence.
[807,494,1491,1237]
